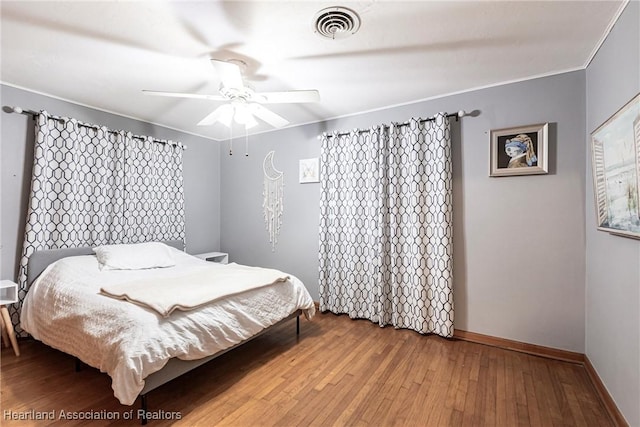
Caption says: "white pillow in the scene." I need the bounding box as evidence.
[93,242,176,271]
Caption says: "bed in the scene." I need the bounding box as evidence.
[20,240,315,423]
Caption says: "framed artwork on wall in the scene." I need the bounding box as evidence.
[299,158,320,183]
[590,93,640,240]
[490,123,549,177]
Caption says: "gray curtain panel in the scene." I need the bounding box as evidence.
[319,113,454,337]
[11,111,186,335]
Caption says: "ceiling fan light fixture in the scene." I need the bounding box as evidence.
[233,103,257,128]
[240,114,259,129]
[313,6,361,40]
[218,104,234,128]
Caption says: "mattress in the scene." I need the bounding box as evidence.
[20,248,315,405]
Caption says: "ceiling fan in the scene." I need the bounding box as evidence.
[143,59,320,129]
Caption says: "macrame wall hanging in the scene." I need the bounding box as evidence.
[262,151,283,251]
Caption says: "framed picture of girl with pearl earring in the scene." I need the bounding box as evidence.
[490,123,549,177]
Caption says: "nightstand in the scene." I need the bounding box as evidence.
[194,251,229,264]
[0,280,20,356]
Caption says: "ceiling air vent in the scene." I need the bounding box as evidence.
[313,6,361,40]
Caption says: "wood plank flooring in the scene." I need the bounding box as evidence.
[0,312,613,426]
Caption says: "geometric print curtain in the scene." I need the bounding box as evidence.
[11,111,186,335]
[319,125,388,326]
[319,113,454,337]
[123,135,186,241]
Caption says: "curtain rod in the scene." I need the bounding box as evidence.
[5,106,187,150]
[322,110,467,138]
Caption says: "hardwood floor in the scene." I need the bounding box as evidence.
[1,312,613,426]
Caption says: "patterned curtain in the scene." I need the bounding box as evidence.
[11,111,186,334]
[123,135,186,240]
[319,113,453,337]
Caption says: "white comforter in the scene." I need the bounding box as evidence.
[20,249,315,405]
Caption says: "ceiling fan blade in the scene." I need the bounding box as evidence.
[250,104,289,128]
[143,90,226,101]
[257,90,320,104]
[210,59,244,89]
[197,104,233,126]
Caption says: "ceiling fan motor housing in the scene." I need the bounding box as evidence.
[219,85,255,102]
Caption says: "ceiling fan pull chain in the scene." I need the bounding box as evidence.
[245,127,249,157]
[229,126,233,156]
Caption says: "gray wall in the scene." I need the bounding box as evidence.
[221,70,587,353]
[0,84,222,281]
[585,2,640,426]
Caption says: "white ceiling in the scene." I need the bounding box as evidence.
[1,1,626,141]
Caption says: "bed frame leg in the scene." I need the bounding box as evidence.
[296,315,300,335]
[140,394,148,425]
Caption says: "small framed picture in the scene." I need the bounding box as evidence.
[490,123,549,177]
[299,157,320,183]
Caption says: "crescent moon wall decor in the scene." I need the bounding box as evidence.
[262,151,284,251]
